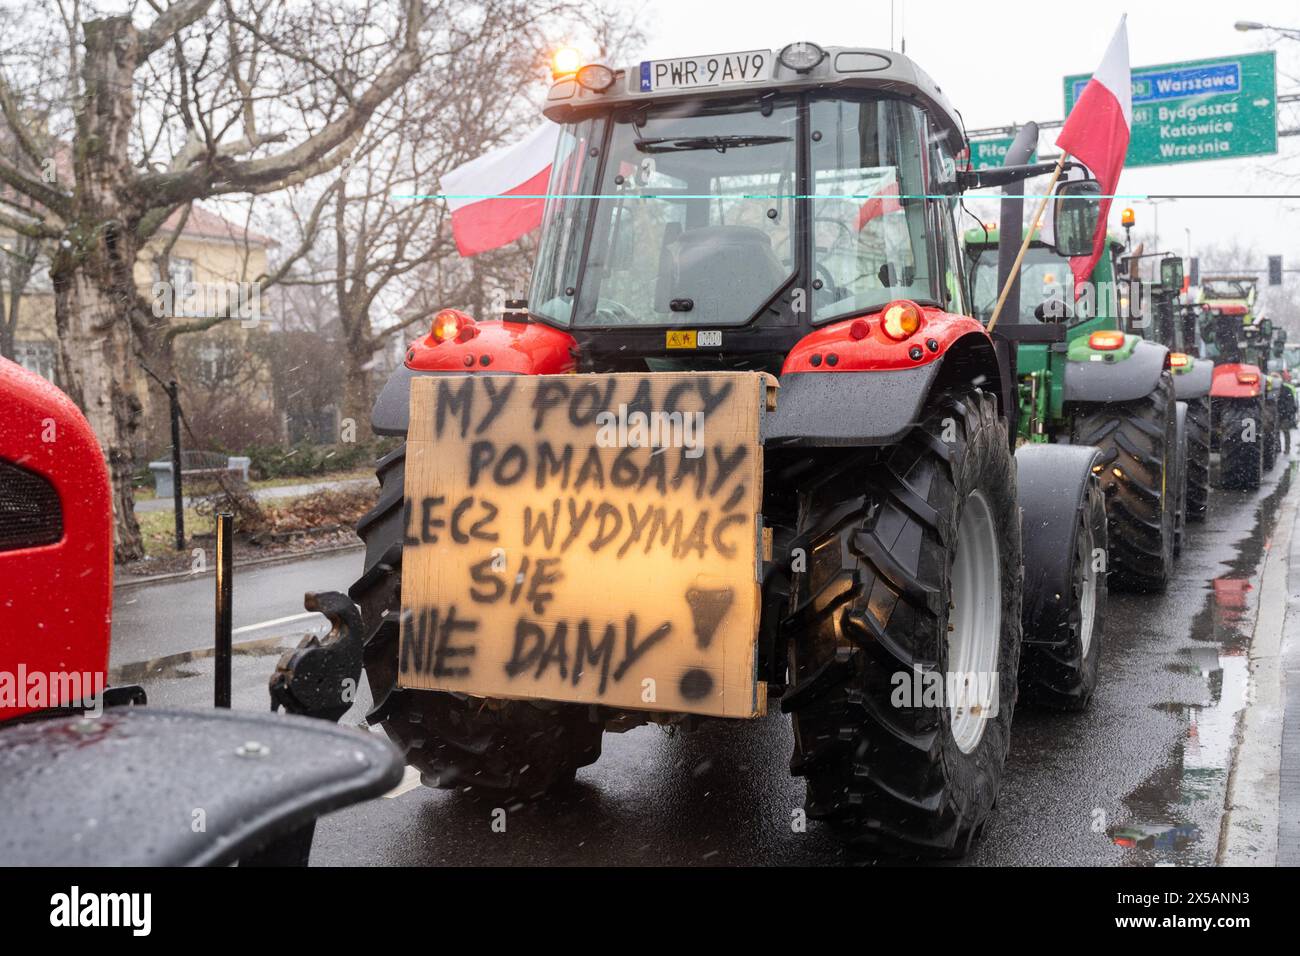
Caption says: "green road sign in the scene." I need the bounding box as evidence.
[968,136,1037,171]
[1064,51,1277,167]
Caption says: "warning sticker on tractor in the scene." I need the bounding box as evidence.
[398,371,774,718]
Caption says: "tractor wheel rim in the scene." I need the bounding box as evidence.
[1078,515,1097,657]
[947,489,1001,755]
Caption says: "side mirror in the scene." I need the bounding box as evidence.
[1160,256,1183,293]
[1053,179,1101,257]
[1259,318,1274,337]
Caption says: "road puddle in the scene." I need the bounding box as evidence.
[1109,466,1290,865]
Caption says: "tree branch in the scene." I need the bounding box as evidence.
[0,206,61,240]
[131,0,426,207]
[139,0,217,59]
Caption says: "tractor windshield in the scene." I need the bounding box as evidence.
[1201,278,1254,301]
[968,245,1075,324]
[532,97,798,327]
[529,93,940,329]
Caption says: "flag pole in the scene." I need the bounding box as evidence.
[986,152,1069,333]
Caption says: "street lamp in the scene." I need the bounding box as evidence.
[1234,20,1300,39]
[1148,197,1176,254]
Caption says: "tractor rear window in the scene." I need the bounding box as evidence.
[532,97,798,327]
[531,118,602,325]
[808,97,935,322]
[969,245,1073,324]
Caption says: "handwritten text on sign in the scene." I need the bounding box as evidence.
[398,372,771,718]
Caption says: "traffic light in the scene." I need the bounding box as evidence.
[1268,255,1283,286]
[1188,257,1199,287]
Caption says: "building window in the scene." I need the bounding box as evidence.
[168,257,195,289]
[14,341,56,381]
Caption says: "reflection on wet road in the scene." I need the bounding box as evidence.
[128,455,1297,866]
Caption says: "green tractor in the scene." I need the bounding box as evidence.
[1133,252,1211,534]
[1280,336,1300,381]
[1274,331,1298,452]
[965,219,1179,590]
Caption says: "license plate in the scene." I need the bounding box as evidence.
[638,50,772,93]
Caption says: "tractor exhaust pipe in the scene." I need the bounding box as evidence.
[996,121,1040,327]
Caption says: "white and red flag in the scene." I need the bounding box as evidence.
[441,123,560,257]
[1055,15,1131,289]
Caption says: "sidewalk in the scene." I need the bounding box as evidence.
[1280,486,1300,865]
[1221,456,1298,865]
[134,476,372,513]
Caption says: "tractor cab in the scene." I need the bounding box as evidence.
[1197,274,1261,365]
[530,44,974,372]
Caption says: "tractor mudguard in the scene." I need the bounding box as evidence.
[372,364,445,436]
[0,707,403,866]
[1015,443,1101,645]
[1172,356,1213,401]
[1211,362,1263,399]
[764,326,1001,446]
[761,364,941,446]
[1064,339,1169,404]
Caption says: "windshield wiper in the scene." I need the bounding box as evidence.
[634,134,791,154]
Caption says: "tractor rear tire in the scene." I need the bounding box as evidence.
[781,390,1022,857]
[349,443,604,799]
[1263,395,1279,472]
[1185,397,1210,522]
[1070,373,1177,592]
[1217,399,1264,491]
[1017,467,1107,711]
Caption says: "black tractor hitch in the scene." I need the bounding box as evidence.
[268,591,366,723]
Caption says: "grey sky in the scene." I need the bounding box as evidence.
[640,0,1300,270]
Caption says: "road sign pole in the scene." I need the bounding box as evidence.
[167,381,184,551]
[215,513,233,709]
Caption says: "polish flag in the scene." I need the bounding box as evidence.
[855,178,902,231]
[1056,15,1131,289]
[442,123,560,257]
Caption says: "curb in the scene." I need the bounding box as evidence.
[1220,460,1298,865]
[113,542,364,592]
[110,633,301,685]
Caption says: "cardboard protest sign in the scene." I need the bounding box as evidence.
[398,371,774,718]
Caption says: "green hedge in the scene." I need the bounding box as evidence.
[243,438,398,481]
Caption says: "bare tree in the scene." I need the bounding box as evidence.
[0,233,42,361]
[277,2,645,428]
[0,0,436,559]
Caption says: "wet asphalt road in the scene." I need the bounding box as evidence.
[124,446,1298,866]
[110,549,361,668]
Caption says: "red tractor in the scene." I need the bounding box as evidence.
[350,43,1109,856]
[0,355,401,865]
[1198,276,1278,489]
